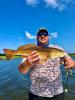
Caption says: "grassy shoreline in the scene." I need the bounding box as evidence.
[0,54,6,60]
[69,54,75,56]
[0,54,21,60]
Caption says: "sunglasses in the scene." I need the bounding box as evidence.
[37,32,48,36]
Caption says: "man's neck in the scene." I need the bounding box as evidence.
[37,42,49,47]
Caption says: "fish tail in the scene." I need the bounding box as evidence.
[3,49,14,60]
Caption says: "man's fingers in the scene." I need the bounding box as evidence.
[30,53,39,59]
[32,57,40,64]
[64,61,70,66]
[65,62,74,69]
[30,51,40,59]
[64,59,74,66]
[31,51,38,55]
[64,56,74,68]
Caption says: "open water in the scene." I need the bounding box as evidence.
[0,57,75,100]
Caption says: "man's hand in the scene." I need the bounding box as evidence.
[64,56,75,69]
[18,51,40,74]
[25,51,40,67]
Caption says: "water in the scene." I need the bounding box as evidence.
[0,57,75,100]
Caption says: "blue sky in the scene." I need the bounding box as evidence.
[0,0,75,53]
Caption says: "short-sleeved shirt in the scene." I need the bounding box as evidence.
[22,45,69,97]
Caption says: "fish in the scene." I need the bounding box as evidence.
[3,44,66,64]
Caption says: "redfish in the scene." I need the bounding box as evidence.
[3,44,65,63]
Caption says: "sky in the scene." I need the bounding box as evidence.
[0,0,75,53]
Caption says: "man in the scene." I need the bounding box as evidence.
[18,28,75,100]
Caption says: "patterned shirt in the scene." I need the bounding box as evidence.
[23,45,69,97]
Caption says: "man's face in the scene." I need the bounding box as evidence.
[37,34,49,45]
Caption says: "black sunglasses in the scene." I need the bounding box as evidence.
[37,32,48,36]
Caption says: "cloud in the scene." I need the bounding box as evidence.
[44,0,58,8]
[50,32,58,38]
[25,0,75,11]
[25,31,36,39]
[26,0,38,6]
[44,0,75,11]
[44,0,67,11]
[25,31,58,39]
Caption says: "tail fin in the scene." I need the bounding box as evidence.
[3,49,14,60]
